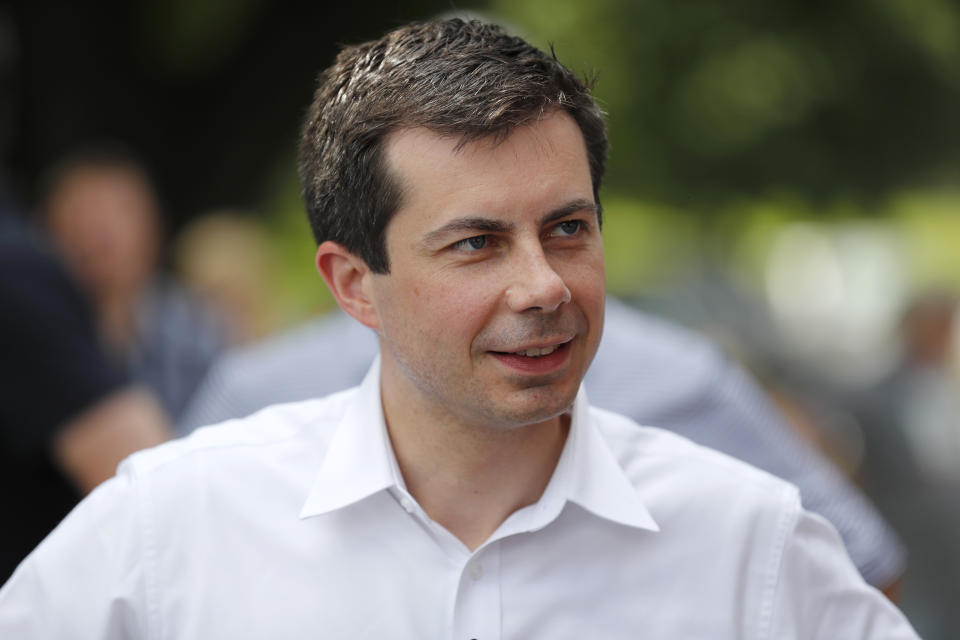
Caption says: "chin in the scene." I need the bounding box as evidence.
[487,385,578,429]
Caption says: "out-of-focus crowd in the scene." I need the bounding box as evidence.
[1,143,958,637]
[0,146,272,581]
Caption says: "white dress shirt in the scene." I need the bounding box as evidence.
[0,358,916,639]
[179,299,905,589]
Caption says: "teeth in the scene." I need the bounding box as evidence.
[514,345,559,357]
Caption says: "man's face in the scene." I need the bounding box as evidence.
[368,110,605,431]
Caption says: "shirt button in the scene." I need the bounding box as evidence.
[400,497,415,513]
[468,563,483,581]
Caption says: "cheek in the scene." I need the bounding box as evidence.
[427,277,495,326]
[561,252,606,300]
[405,271,504,344]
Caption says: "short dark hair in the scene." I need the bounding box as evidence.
[298,18,608,273]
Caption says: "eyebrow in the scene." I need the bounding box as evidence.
[538,198,598,226]
[420,198,599,248]
[421,217,514,247]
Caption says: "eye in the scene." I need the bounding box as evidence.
[452,235,489,251]
[550,220,584,237]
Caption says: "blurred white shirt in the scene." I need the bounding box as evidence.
[0,359,916,639]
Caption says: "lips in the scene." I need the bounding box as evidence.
[490,340,572,374]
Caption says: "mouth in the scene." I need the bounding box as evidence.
[508,344,563,357]
[489,339,573,374]
[492,337,572,357]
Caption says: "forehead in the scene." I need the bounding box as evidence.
[52,167,149,203]
[382,111,594,239]
[44,171,159,248]
[49,167,154,212]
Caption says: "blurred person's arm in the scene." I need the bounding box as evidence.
[1,217,172,488]
[53,386,170,494]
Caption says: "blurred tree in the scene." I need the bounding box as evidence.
[490,0,960,209]
[4,0,958,281]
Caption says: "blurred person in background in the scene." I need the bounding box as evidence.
[894,293,960,486]
[173,210,275,347]
[0,192,171,584]
[852,291,960,637]
[0,19,171,587]
[38,147,228,421]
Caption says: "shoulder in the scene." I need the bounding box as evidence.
[591,406,801,520]
[123,388,357,483]
[0,222,81,304]
[588,405,813,628]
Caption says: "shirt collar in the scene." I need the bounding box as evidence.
[300,357,659,533]
[299,355,404,518]
[552,386,659,531]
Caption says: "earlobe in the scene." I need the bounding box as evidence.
[315,241,380,330]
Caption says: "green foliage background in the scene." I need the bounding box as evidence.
[483,0,960,304]
[8,0,960,325]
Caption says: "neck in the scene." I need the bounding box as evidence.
[97,290,140,353]
[381,377,570,551]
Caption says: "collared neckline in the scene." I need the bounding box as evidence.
[555,386,659,531]
[300,357,659,534]
[299,356,404,518]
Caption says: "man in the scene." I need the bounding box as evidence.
[0,202,171,584]
[0,19,916,637]
[180,300,906,594]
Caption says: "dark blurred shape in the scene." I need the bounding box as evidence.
[852,291,960,639]
[0,201,171,584]
[38,145,227,420]
[4,0,485,231]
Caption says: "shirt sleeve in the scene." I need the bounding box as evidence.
[768,505,919,639]
[0,470,148,638]
[708,358,907,589]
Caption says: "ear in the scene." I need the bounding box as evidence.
[315,241,381,330]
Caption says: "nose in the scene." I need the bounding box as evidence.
[505,247,572,313]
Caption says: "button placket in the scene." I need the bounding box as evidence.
[452,542,502,640]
